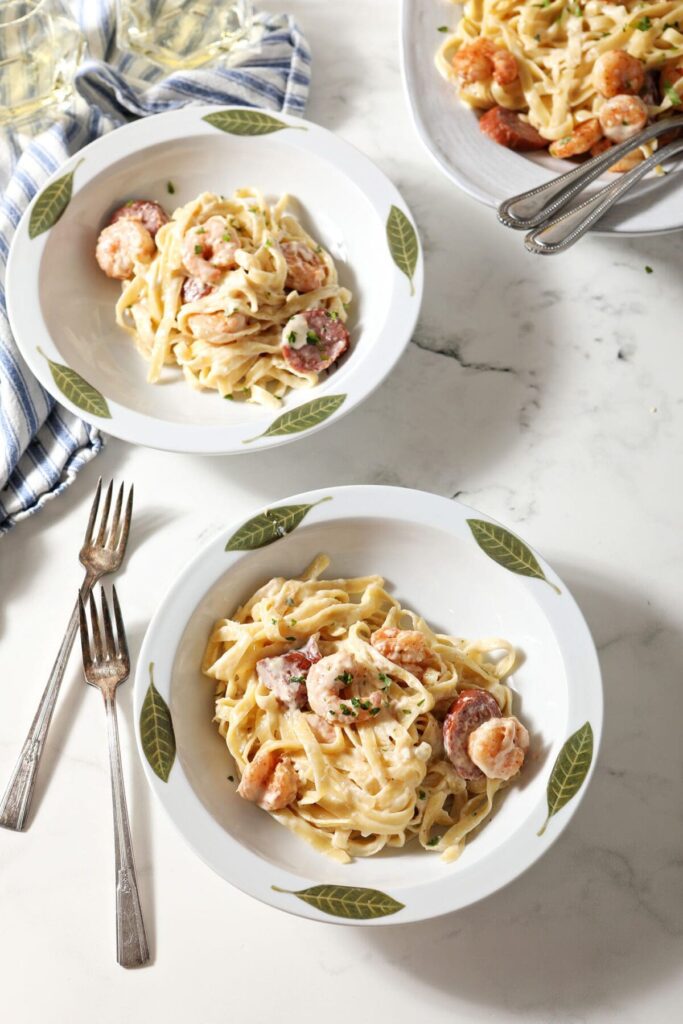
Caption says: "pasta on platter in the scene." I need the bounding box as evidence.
[436,1,683,166]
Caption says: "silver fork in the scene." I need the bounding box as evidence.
[498,116,683,229]
[79,586,150,969]
[0,479,133,832]
[524,135,683,253]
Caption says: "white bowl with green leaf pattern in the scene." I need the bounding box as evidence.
[134,485,602,925]
[6,106,422,454]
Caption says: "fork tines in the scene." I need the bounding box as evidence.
[83,478,134,555]
[78,586,130,673]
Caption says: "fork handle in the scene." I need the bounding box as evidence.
[103,691,150,968]
[0,573,98,831]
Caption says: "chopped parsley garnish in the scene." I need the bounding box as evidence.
[329,310,339,320]
[264,239,272,248]
[645,265,653,273]
[224,394,234,400]
[665,84,682,105]
[635,16,652,31]
[196,227,206,234]
[288,330,296,344]
[568,2,582,16]
[437,25,448,32]
[222,232,231,241]
[350,697,361,708]
[419,790,426,800]
[289,675,306,684]
[125,199,135,206]
[306,330,322,347]
[194,244,203,254]
[271,618,278,624]
[336,672,354,685]
[340,703,354,716]
[417,699,425,707]
[427,836,440,847]
[369,707,381,716]
[360,700,372,711]
[289,619,297,626]
[286,635,296,641]
[402,709,411,715]
[314,244,322,253]
[286,597,295,606]
[166,181,175,194]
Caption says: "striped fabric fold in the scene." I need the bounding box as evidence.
[0,2,310,536]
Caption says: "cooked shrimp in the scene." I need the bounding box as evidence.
[187,312,248,343]
[305,651,383,725]
[591,139,644,173]
[492,49,518,86]
[598,95,648,144]
[237,748,298,811]
[281,242,326,293]
[549,118,603,159]
[608,149,644,173]
[371,628,435,680]
[181,216,238,284]
[451,38,496,84]
[467,716,529,781]
[593,51,645,99]
[95,220,155,280]
[660,58,683,101]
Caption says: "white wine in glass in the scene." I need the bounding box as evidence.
[116,0,254,70]
[0,0,83,128]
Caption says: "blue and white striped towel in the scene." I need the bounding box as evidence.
[0,2,310,536]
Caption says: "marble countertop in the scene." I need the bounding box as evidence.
[2,2,682,1021]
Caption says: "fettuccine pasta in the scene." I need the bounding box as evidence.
[96,188,351,407]
[203,555,529,864]
[436,1,683,163]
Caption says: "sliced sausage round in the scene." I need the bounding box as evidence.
[479,107,547,151]
[256,650,311,710]
[110,199,169,239]
[281,308,350,374]
[181,276,213,303]
[443,688,502,781]
[256,635,322,710]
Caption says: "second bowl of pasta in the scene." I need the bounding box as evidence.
[134,485,602,924]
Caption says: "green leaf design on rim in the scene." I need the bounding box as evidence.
[29,158,84,238]
[386,205,418,296]
[538,722,593,836]
[271,884,404,920]
[38,347,111,419]
[466,519,560,594]
[140,662,176,782]
[243,394,346,443]
[202,109,306,136]
[226,497,332,551]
